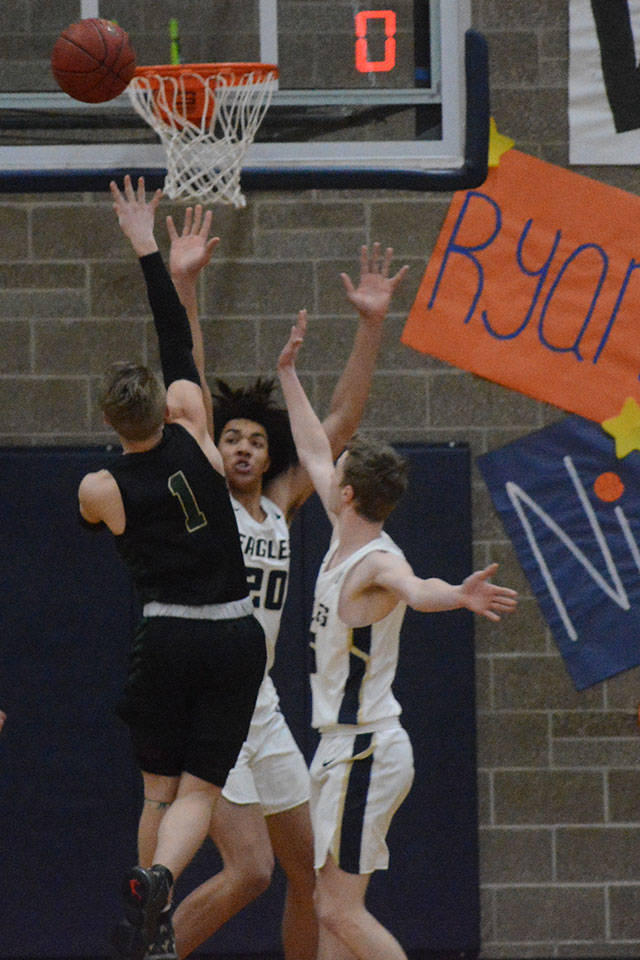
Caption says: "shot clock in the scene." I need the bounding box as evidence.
[265,0,434,93]
[355,9,399,74]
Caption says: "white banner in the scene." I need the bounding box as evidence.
[570,0,640,163]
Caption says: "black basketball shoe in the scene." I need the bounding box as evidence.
[111,864,173,960]
[145,907,178,960]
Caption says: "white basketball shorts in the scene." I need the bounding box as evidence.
[309,720,414,874]
[222,675,310,815]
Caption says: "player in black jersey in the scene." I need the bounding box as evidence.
[78,176,265,960]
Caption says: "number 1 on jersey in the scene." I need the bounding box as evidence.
[168,471,208,532]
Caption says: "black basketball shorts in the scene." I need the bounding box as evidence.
[117,613,266,786]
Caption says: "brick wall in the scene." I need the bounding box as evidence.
[1,1,639,957]
[476,1,640,956]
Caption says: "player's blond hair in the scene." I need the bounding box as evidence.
[341,434,408,522]
[100,361,166,441]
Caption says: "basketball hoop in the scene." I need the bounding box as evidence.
[127,62,278,208]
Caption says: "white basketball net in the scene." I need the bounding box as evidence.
[127,66,278,208]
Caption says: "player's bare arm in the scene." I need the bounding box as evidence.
[167,205,219,438]
[321,242,407,442]
[277,309,340,521]
[167,205,219,314]
[110,173,161,257]
[267,244,408,519]
[78,469,126,534]
[169,382,225,475]
[371,555,518,621]
[324,243,408,453]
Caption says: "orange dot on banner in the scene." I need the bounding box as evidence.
[593,472,625,502]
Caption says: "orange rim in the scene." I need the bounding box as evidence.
[133,62,279,88]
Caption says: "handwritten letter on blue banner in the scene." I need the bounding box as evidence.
[478,416,640,689]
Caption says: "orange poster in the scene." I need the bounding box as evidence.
[402,150,640,423]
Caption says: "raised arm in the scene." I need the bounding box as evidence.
[167,205,219,436]
[111,175,198,394]
[110,175,222,471]
[372,556,518,622]
[268,244,408,515]
[276,310,339,520]
[324,243,408,452]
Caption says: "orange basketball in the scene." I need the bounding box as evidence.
[51,18,136,103]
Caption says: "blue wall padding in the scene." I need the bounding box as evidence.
[0,443,478,958]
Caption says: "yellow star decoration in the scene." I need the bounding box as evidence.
[488,117,515,168]
[601,397,640,458]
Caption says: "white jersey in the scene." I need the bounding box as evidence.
[231,494,290,672]
[309,531,407,730]
[222,496,310,812]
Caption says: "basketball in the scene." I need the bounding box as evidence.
[51,18,136,103]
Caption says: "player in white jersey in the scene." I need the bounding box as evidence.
[161,216,409,960]
[221,492,306,818]
[309,531,407,730]
[277,311,519,960]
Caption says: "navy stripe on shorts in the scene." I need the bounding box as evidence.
[338,731,374,873]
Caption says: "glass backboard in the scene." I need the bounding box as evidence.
[0,0,488,193]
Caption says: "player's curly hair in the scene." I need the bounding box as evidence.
[212,377,297,483]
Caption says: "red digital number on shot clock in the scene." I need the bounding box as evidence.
[355,9,397,73]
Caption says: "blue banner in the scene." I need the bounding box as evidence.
[478,415,640,689]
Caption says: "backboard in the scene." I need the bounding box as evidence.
[0,0,488,194]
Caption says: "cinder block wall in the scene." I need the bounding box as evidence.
[2,1,640,957]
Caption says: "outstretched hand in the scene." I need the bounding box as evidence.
[460,563,518,621]
[277,309,307,373]
[341,243,409,322]
[167,205,220,282]
[110,174,162,257]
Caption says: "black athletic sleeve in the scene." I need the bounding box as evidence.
[139,250,200,388]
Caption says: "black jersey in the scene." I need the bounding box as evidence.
[109,422,249,605]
